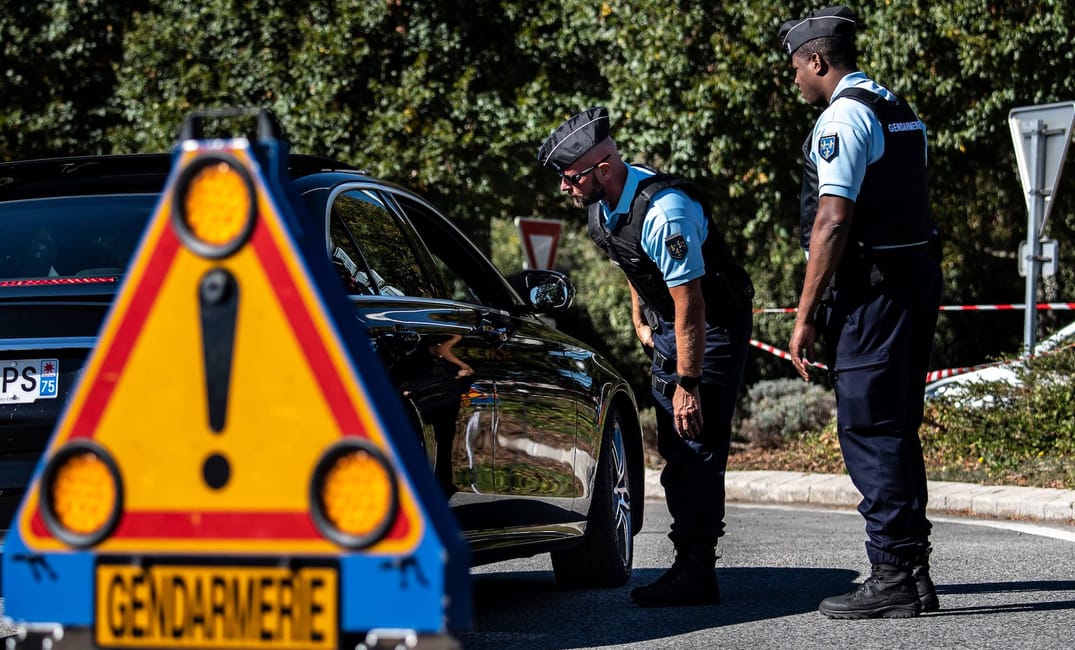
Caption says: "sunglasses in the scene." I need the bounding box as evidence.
[560,154,611,185]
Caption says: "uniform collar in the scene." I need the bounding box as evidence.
[601,165,654,230]
[829,71,868,104]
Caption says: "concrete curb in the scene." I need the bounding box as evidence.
[644,469,1075,525]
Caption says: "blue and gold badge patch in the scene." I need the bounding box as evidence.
[666,234,688,260]
[818,133,839,162]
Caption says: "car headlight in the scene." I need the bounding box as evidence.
[40,441,123,548]
[310,439,399,549]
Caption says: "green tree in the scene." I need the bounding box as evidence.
[864,0,1075,368]
[4,0,1075,395]
[108,0,597,246]
[0,0,137,159]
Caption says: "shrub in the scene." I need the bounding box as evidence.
[736,378,836,449]
[923,346,1075,486]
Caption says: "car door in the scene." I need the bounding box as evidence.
[388,193,585,531]
[310,185,499,526]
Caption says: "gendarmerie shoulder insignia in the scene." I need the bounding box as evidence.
[818,133,840,162]
[666,234,688,260]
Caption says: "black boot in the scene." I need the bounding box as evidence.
[818,564,921,619]
[631,544,720,607]
[913,546,939,612]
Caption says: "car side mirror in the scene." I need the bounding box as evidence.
[510,269,576,314]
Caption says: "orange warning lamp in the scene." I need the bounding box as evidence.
[40,441,122,548]
[311,440,399,549]
[173,155,256,257]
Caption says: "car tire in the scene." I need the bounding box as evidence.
[551,408,633,588]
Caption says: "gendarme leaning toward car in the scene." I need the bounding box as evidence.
[779,6,944,619]
[538,107,754,607]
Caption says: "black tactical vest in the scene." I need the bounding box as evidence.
[587,170,752,327]
[799,86,931,252]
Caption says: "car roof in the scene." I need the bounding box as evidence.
[0,153,367,201]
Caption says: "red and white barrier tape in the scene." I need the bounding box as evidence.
[754,302,1075,314]
[751,302,1075,381]
[923,363,1001,383]
[749,339,828,370]
[751,339,1006,383]
[938,302,1075,312]
[754,338,1071,383]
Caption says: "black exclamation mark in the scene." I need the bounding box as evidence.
[199,268,238,489]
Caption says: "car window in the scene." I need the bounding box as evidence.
[390,193,522,310]
[329,189,435,298]
[0,195,156,281]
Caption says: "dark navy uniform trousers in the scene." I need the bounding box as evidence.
[650,305,752,549]
[823,250,942,566]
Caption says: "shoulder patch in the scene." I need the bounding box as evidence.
[818,133,839,162]
[665,234,688,260]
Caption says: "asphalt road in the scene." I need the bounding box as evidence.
[461,502,1075,650]
[2,501,1073,648]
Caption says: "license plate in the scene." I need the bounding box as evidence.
[1,358,58,404]
[95,563,338,649]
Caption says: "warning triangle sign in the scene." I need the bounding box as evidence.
[1009,101,1075,226]
[516,218,562,270]
[17,144,427,555]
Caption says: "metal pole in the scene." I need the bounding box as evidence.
[1023,120,1045,356]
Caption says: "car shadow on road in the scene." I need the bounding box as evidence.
[925,580,1075,616]
[459,566,859,649]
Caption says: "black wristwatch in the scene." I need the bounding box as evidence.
[677,375,700,391]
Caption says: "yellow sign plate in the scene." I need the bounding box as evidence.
[95,563,338,649]
[18,144,423,556]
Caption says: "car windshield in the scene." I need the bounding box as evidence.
[0,195,157,282]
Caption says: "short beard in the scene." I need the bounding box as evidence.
[572,179,606,208]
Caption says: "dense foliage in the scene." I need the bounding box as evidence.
[4,0,1075,401]
[923,346,1075,487]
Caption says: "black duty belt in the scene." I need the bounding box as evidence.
[652,375,677,399]
[651,349,676,374]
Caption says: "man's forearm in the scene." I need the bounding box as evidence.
[628,284,654,347]
[797,197,852,325]
[669,280,705,378]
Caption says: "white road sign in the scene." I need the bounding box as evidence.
[1009,101,1075,227]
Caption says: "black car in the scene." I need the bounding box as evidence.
[0,152,644,587]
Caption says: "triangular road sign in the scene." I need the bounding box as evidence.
[3,109,469,646]
[15,144,430,556]
[1009,101,1075,227]
[516,217,562,270]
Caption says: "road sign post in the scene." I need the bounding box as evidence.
[1008,101,1075,355]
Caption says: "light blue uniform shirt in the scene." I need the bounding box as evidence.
[601,165,708,287]
[810,72,900,201]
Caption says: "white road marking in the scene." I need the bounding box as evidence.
[732,504,1075,543]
